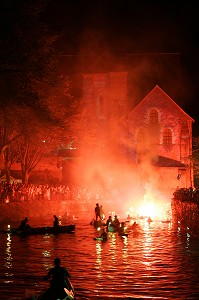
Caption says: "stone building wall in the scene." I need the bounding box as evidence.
[171,198,199,238]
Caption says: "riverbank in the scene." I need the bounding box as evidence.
[0,199,93,226]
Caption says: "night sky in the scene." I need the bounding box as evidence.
[1,0,199,134]
[44,0,199,133]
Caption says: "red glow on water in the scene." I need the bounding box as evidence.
[138,202,157,219]
[126,189,171,221]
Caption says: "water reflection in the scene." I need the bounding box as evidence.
[4,233,13,283]
[0,220,199,299]
[95,242,102,270]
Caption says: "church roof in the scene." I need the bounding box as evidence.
[128,85,194,122]
[151,155,186,167]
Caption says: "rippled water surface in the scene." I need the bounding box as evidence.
[0,219,199,300]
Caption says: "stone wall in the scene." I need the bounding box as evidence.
[0,199,93,226]
[171,198,199,237]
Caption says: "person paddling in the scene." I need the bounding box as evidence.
[99,228,108,240]
[44,257,74,299]
[18,217,31,231]
[53,215,60,229]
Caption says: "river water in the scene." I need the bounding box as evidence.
[0,218,199,300]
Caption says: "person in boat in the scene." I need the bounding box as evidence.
[147,217,153,223]
[96,228,108,241]
[44,257,73,299]
[118,222,126,235]
[99,228,108,240]
[18,217,31,231]
[53,215,60,230]
[100,204,105,221]
[95,203,101,221]
[105,215,113,229]
[131,221,140,232]
[132,221,138,227]
[112,215,120,231]
[127,214,133,221]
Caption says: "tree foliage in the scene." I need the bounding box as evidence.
[0,0,79,183]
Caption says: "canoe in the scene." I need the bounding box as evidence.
[90,220,105,228]
[118,232,128,237]
[94,237,107,242]
[2,224,75,235]
[107,225,116,232]
[25,278,75,300]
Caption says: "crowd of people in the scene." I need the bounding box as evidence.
[0,181,117,204]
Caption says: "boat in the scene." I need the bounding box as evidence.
[2,224,75,235]
[90,219,105,228]
[118,232,128,237]
[107,225,116,232]
[25,278,75,300]
[94,237,107,242]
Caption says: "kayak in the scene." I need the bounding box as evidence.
[25,278,75,300]
[94,237,107,242]
[90,220,105,228]
[26,287,75,300]
[107,225,116,232]
[2,224,75,235]
[118,232,128,237]
[161,220,171,223]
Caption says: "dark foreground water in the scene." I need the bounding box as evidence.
[0,218,199,300]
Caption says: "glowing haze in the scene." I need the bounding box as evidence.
[63,31,180,222]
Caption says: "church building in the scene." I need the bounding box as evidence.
[79,70,194,192]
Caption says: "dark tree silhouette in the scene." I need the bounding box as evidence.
[0,0,80,182]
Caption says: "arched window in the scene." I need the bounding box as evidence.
[149,109,158,124]
[163,129,172,146]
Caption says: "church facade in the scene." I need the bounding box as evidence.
[127,85,194,191]
[80,71,194,191]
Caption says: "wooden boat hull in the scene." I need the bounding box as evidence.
[25,280,75,300]
[2,224,75,235]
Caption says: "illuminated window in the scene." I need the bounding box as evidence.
[163,129,172,146]
[149,109,158,124]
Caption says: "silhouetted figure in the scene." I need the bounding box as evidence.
[95,203,101,221]
[53,215,60,229]
[100,205,105,220]
[99,228,108,240]
[147,217,153,223]
[18,217,31,231]
[44,257,73,300]
[118,222,126,236]
[127,214,133,221]
[106,216,113,229]
[112,215,120,231]
[131,221,138,228]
